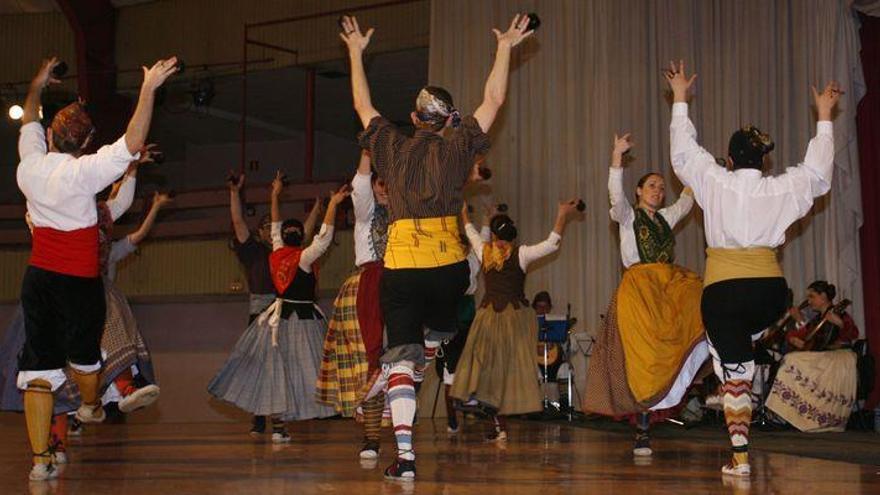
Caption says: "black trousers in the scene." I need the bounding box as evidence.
[701,277,788,365]
[18,266,106,371]
[380,261,469,363]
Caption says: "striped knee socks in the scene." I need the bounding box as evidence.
[387,365,416,461]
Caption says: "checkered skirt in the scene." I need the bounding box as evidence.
[315,269,370,416]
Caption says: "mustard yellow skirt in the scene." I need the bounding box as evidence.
[584,263,704,414]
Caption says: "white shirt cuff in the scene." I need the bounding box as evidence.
[608,167,624,178]
[672,102,689,117]
[816,121,833,136]
[548,231,562,244]
[114,135,141,162]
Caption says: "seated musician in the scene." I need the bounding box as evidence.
[532,291,553,317]
[785,281,858,352]
[766,280,859,432]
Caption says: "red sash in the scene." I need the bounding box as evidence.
[30,225,100,278]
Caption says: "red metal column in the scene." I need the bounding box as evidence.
[56,0,130,148]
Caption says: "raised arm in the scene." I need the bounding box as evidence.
[303,196,324,244]
[658,187,694,229]
[23,58,61,125]
[18,58,60,160]
[300,185,351,270]
[608,133,635,225]
[462,202,486,263]
[128,191,172,245]
[352,151,375,223]
[125,57,179,155]
[473,14,534,133]
[106,145,160,221]
[776,82,840,218]
[665,60,720,200]
[228,172,249,244]
[270,170,285,251]
[519,199,579,269]
[340,16,380,129]
[106,175,136,222]
[797,82,840,194]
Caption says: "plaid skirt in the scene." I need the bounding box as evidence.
[209,303,336,419]
[316,268,372,416]
[100,279,155,391]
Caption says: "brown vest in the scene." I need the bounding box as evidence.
[480,246,528,312]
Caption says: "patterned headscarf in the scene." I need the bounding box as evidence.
[50,101,95,151]
[415,86,461,129]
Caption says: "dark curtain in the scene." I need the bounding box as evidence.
[857,13,880,409]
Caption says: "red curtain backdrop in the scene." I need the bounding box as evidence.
[857,13,880,409]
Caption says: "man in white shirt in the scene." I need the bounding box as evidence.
[16,56,178,481]
[665,60,841,477]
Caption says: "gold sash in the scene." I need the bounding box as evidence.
[704,247,782,287]
[383,216,466,269]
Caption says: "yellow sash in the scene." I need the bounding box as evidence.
[704,247,782,287]
[383,216,466,269]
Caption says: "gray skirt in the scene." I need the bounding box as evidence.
[208,305,337,420]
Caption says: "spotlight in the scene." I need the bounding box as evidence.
[8,104,23,120]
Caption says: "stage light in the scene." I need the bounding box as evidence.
[8,104,23,120]
[191,78,215,107]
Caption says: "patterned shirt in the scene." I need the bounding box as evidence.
[357,115,490,222]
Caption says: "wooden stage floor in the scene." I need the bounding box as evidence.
[0,417,877,494]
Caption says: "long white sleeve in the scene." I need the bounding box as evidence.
[658,190,694,229]
[608,167,634,225]
[669,102,724,206]
[106,176,136,221]
[271,221,285,251]
[518,231,563,270]
[669,102,836,248]
[299,223,334,272]
[773,122,835,219]
[18,122,47,160]
[351,172,375,223]
[464,223,486,263]
[480,225,491,242]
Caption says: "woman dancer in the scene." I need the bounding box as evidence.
[209,172,345,442]
[666,60,840,476]
[451,199,580,440]
[583,133,706,457]
[316,151,390,459]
